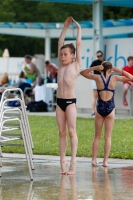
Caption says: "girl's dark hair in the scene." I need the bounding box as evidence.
[101,61,112,77]
[60,43,75,54]
[19,71,25,78]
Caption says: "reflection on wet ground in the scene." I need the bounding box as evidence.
[0,157,133,200]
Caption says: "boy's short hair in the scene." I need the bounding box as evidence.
[45,60,50,65]
[127,56,133,61]
[60,43,75,55]
[25,55,32,60]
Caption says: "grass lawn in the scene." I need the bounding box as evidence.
[2,116,133,159]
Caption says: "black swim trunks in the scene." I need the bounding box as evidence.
[57,98,76,112]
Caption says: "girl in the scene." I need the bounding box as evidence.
[80,61,133,167]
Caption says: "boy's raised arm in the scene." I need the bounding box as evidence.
[72,18,82,67]
[58,16,73,61]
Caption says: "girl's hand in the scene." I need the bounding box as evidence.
[96,65,104,71]
[112,67,122,73]
[64,16,73,28]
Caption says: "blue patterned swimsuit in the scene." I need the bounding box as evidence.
[97,75,115,117]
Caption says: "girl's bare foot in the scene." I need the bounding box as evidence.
[60,160,68,174]
[92,160,99,166]
[67,162,76,175]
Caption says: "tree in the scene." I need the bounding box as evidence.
[0,0,133,57]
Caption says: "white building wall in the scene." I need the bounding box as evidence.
[0,38,133,115]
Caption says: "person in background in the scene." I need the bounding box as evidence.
[122,56,133,106]
[13,71,27,87]
[23,55,40,83]
[0,72,9,86]
[45,60,58,83]
[90,50,104,117]
[0,72,9,96]
[10,71,32,104]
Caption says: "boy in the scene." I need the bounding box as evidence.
[56,16,81,175]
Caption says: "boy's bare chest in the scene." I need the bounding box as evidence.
[58,66,76,78]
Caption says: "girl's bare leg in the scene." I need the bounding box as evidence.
[92,112,104,166]
[66,104,77,175]
[56,105,67,174]
[92,167,102,199]
[91,89,98,114]
[103,110,115,167]
[104,168,113,198]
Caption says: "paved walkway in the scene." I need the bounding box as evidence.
[3,152,133,167]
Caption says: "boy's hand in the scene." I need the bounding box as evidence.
[72,18,81,28]
[64,16,73,28]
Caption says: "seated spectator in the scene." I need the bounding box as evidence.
[122,56,133,106]
[0,72,9,86]
[0,73,9,95]
[12,71,33,104]
[18,82,32,96]
[45,60,58,83]
[13,71,27,87]
[12,71,32,95]
[23,55,41,83]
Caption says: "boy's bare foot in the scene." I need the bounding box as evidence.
[67,162,76,175]
[102,160,108,167]
[102,164,108,167]
[60,175,67,186]
[68,174,76,184]
[60,160,68,174]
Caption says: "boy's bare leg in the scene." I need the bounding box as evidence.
[68,175,78,199]
[92,112,104,166]
[103,110,115,167]
[56,105,68,174]
[59,175,67,200]
[65,104,77,175]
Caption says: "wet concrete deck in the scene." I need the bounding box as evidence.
[0,153,133,200]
